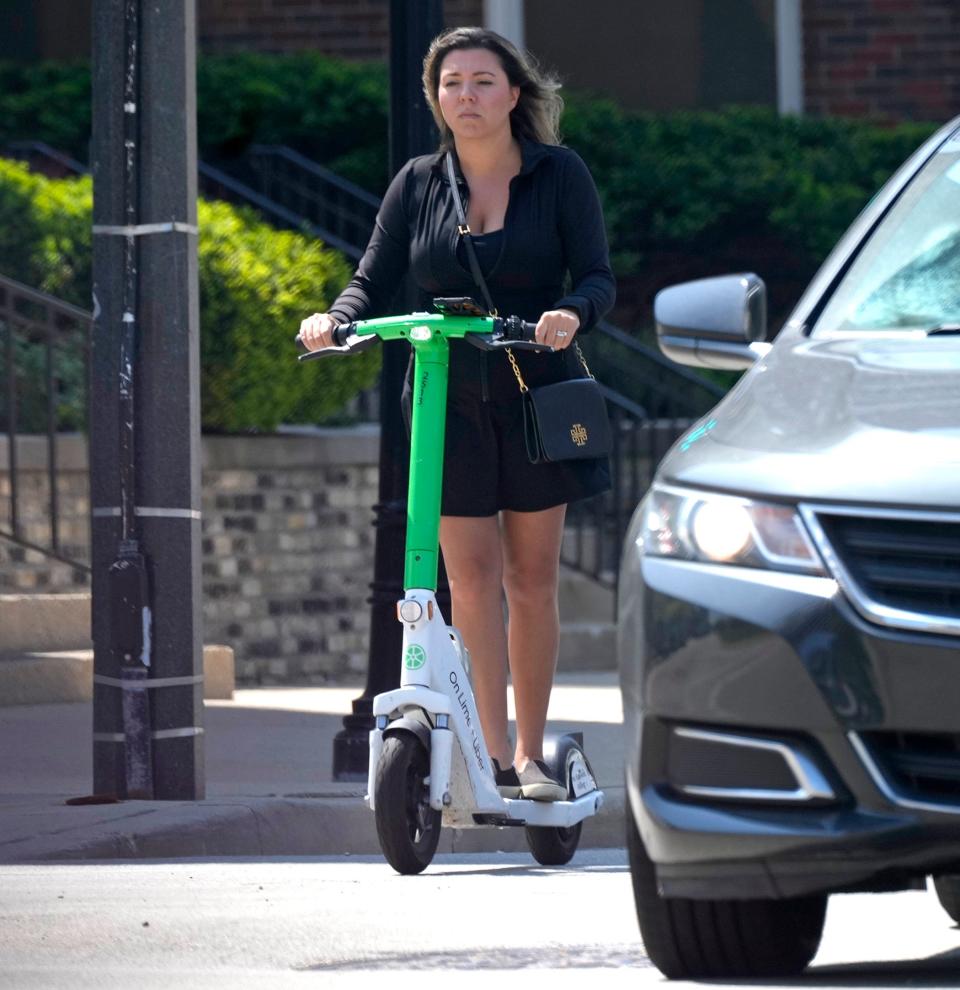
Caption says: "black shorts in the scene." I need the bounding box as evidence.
[439,390,611,517]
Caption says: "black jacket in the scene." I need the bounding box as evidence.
[328,139,616,399]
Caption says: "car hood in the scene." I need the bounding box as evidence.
[662,335,960,507]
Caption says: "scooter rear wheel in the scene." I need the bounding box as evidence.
[374,733,441,874]
[525,820,582,866]
[524,739,584,866]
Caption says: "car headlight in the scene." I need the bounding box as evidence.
[639,485,825,574]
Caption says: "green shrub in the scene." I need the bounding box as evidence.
[196,198,378,431]
[561,99,937,275]
[0,60,91,163]
[0,158,379,432]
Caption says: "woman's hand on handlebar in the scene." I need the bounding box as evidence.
[535,308,580,350]
[298,312,340,351]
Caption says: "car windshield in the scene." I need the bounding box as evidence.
[814,135,960,334]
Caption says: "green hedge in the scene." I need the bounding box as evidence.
[559,98,937,273]
[0,158,379,432]
[0,54,940,281]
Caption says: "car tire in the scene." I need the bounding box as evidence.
[933,875,960,925]
[626,803,827,978]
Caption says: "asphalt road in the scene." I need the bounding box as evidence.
[2,850,960,989]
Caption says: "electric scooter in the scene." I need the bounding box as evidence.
[299,299,603,874]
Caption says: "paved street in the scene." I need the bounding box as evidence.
[2,850,960,989]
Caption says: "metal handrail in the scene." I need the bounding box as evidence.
[597,318,725,395]
[237,145,381,262]
[0,273,92,573]
[4,140,89,178]
[197,160,367,261]
[249,145,382,207]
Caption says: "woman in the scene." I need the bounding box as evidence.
[299,27,615,801]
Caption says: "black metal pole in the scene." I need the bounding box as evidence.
[332,0,443,780]
[92,0,203,800]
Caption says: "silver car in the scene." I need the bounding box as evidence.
[619,113,960,979]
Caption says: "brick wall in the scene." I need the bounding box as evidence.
[804,0,960,121]
[0,429,381,684]
[198,0,483,57]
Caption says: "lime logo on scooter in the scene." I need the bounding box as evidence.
[404,644,427,670]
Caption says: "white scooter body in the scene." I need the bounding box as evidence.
[366,589,604,830]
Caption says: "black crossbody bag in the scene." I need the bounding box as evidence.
[445,153,611,464]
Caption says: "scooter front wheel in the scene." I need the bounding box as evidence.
[374,733,441,874]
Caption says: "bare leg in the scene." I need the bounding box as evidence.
[501,504,567,770]
[439,514,513,767]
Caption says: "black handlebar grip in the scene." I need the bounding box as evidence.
[500,315,539,342]
[332,323,355,347]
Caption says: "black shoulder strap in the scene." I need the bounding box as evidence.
[445,152,497,316]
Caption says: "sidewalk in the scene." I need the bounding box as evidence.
[0,673,625,863]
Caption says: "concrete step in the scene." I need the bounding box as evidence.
[0,593,91,653]
[0,645,235,706]
[557,621,616,671]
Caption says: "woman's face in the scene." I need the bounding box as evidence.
[437,47,519,143]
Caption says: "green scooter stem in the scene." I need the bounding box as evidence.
[346,313,498,591]
[404,334,449,590]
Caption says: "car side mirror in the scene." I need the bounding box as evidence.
[654,273,771,370]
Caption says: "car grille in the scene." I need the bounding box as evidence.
[861,731,960,804]
[806,510,960,633]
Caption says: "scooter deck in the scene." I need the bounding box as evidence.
[446,789,605,829]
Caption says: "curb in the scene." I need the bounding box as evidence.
[0,788,625,863]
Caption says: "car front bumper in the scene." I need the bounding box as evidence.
[618,555,960,899]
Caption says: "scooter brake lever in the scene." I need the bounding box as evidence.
[465,334,554,354]
[296,334,379,361]
[501,339,555,353]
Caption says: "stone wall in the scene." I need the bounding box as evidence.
[0,429,380,684]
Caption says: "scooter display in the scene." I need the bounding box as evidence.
[299,299,603,874]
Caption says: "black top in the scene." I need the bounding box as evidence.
[458,228,503,277]
[328,139,616,398]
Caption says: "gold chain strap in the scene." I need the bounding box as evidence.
[575,341,595,380]
[506,347,528,393]
[506,339,594,396]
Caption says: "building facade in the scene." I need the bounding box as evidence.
[2,0,957,123]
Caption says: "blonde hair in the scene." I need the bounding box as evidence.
[421,27,563,149]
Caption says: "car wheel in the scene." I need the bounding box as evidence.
[626,803,827,979]
[933,875,960,925]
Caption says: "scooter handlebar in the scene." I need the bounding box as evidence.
[295,314,548,361]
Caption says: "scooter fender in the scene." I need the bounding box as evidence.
[367,715,433,814]
[382,715,432,752]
